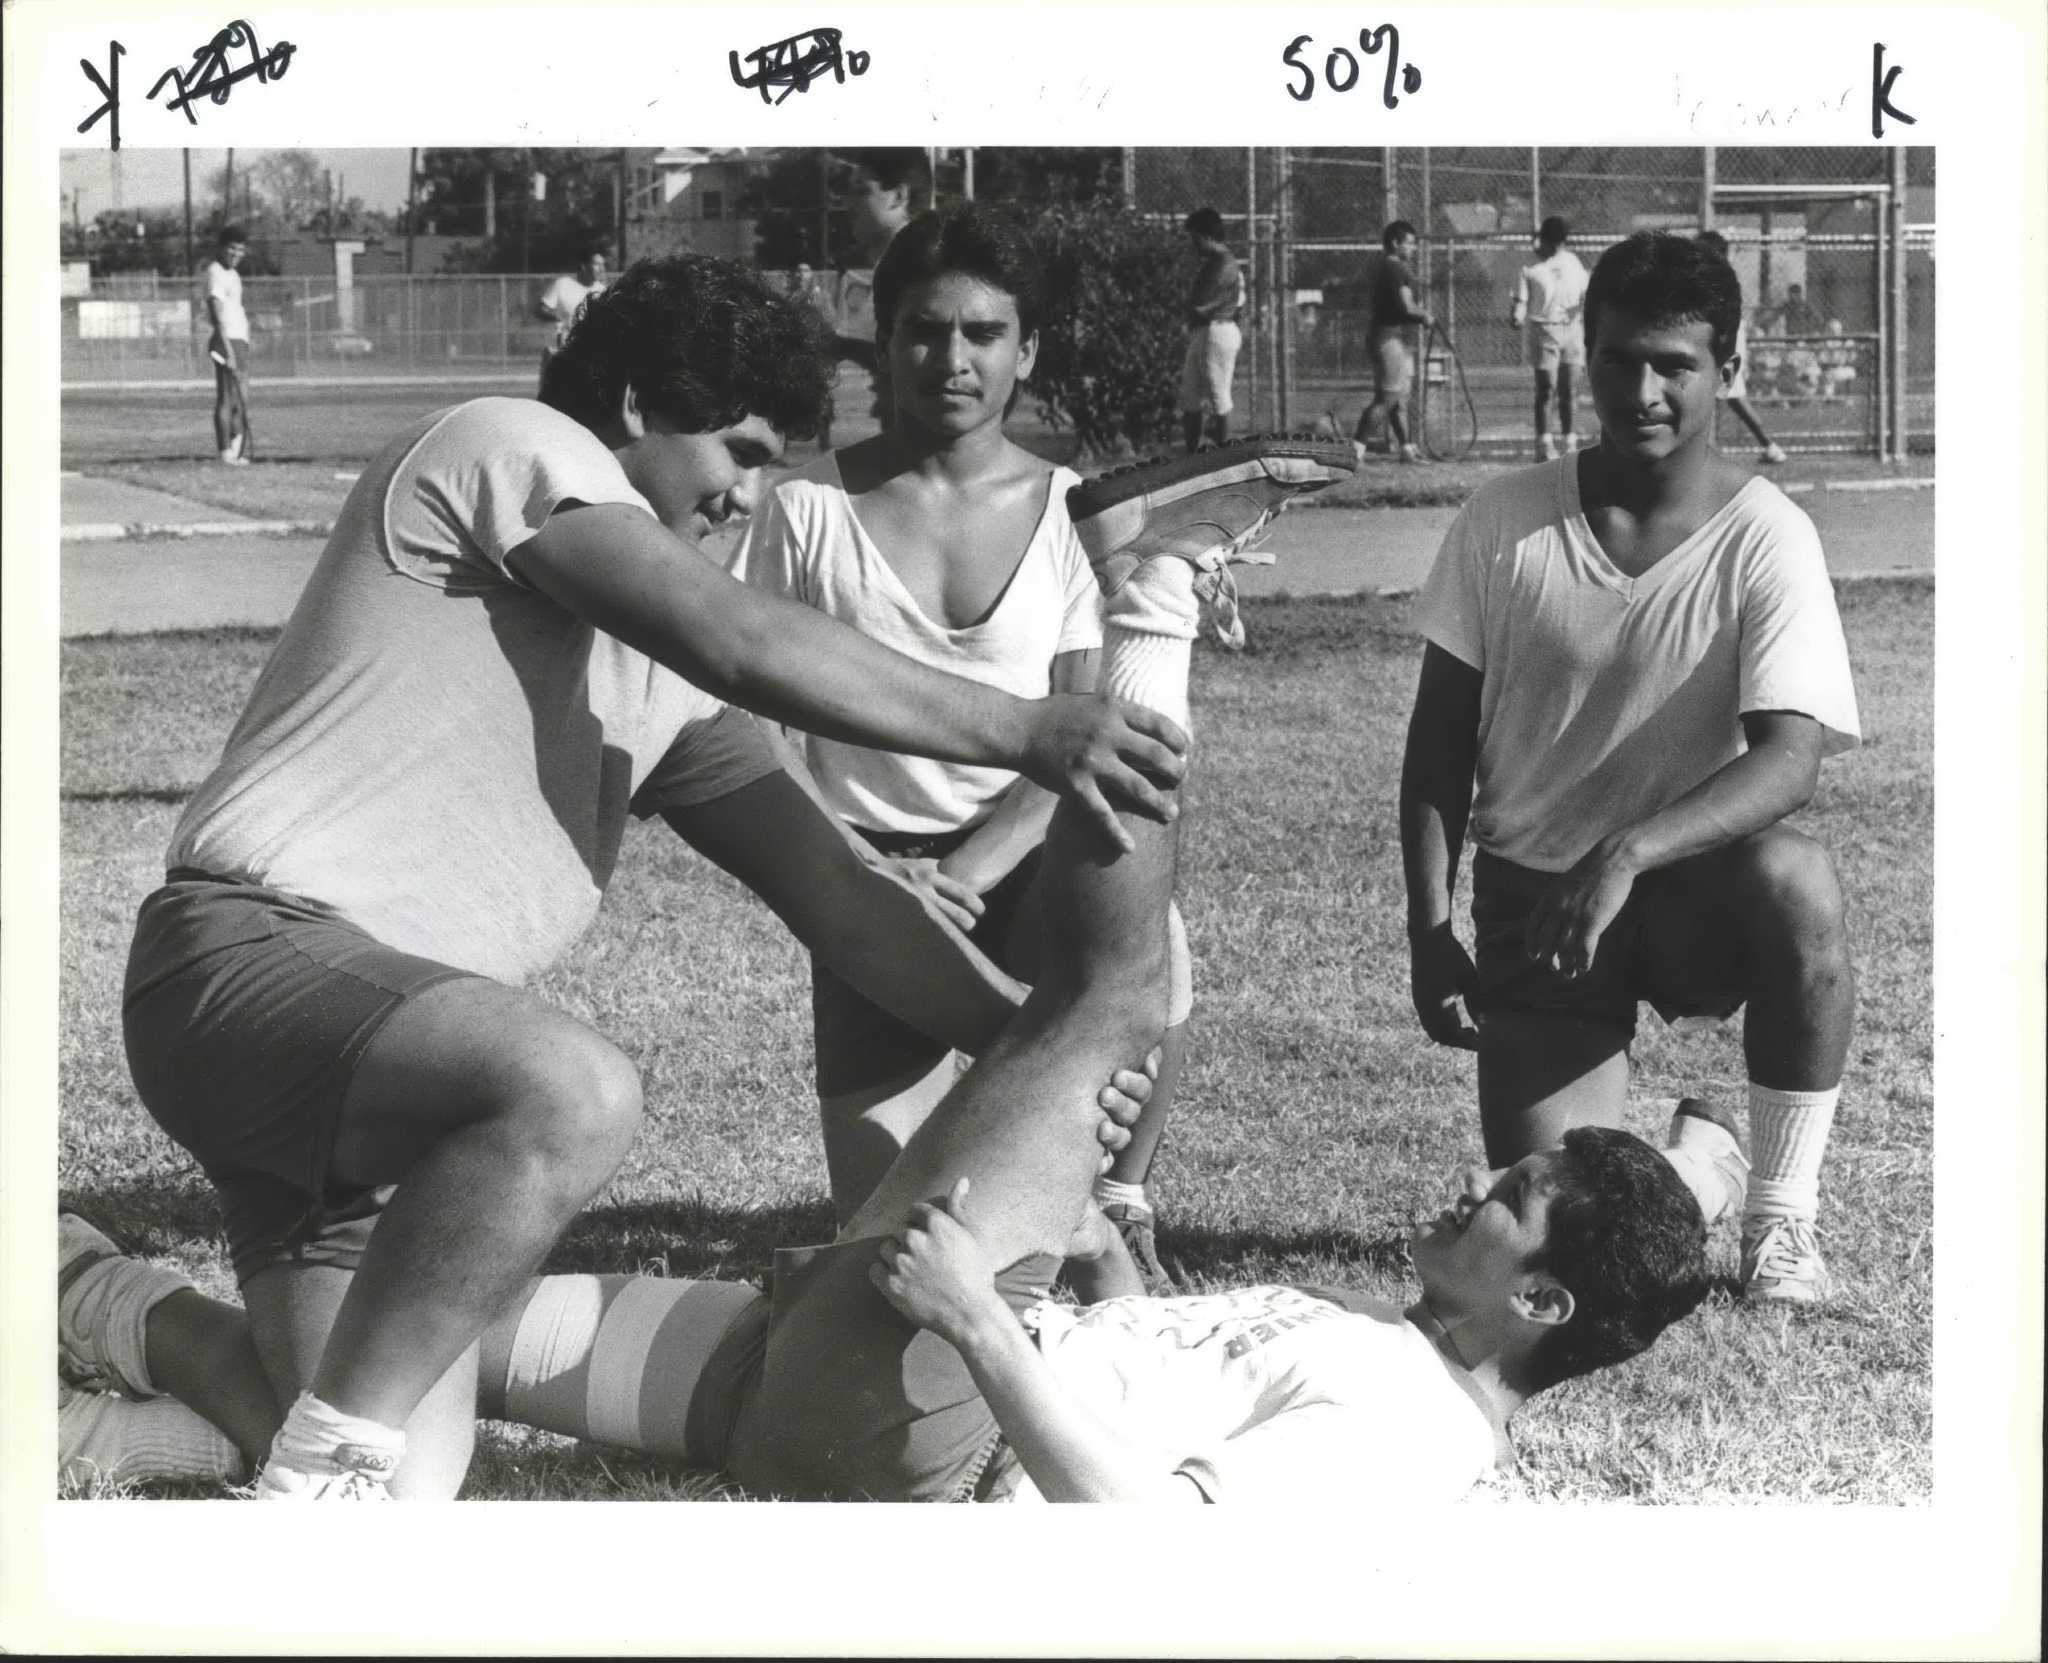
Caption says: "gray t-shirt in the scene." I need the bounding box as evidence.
[168,397,779,983]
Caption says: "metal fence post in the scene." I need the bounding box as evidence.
[1889,148,1909,461]
[1246,147,1260,430]
[1276,147,1292,433]
[1702,147,1717,229]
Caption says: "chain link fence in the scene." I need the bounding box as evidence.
[62,148,1933,459]
[1126,145,1933,458]
[62,273,570,383]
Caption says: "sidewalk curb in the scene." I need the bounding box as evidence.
[64,519,336,543]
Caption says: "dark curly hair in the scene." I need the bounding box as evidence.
[872,204,1045,342]
[1585,231,1745,366]
[540,254,833,441]
[1520,1127,1711,1393]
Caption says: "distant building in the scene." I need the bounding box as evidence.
[623,147,769,263]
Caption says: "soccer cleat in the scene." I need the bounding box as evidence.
[253,1443,399,1501]
[1066,436,1356,648]
[1538,434,1558,461]
[1100,1201,1176,1297]
[1741,1215,1833,1305]
[1664,1098,1750,1227]
[1399,444,1429,465]
[1760,443,1789,465]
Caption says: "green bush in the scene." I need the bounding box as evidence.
[1026,201,1189,457]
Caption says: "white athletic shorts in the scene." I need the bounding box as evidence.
[1181,320,1241,416]
[1525,319,1586,372]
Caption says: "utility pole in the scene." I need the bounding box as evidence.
[405,148,419,272]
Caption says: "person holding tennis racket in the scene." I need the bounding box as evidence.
[199,224,253,466]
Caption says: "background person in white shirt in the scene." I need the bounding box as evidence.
[198,224,252,465]
[535,244,610,369]
[1509,216,1590,461]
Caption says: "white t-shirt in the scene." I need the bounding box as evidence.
[730,454,1103,836]
[167,397,780,984]
[1415,458,1861,873]
[539,273,607,345]
[200,259,249,342]
[1511,249,1589,327]
[1005,1287,1497,1505]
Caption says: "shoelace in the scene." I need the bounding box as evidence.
[1749,1219,1822,1282]
[1191,510,1283,648]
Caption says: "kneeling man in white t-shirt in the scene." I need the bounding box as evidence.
[1400,231,1861,1307]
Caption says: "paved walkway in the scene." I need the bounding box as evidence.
[56,471,1934,638]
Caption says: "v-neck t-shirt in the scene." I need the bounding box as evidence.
[729,453,1103,836]
[1414,456,1861,873]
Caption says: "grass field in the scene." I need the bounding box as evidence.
[56,579,1933,1504]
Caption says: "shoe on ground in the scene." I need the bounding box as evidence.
[1664,1098,1749,1227]
[1399,444,1430,465]
[1099,1200,1177,1297]
[1066,435,1356,649]
[253,1443,398,1500]
[1760,443,1789,464]
[1741,1214,1833,1304]
[1538,434,1558,461]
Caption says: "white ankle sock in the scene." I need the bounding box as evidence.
[1093,1177,1151,1213]
[60,1387,248,1487]
[268,1390,407,1473]
[1746,1083,1839,1222]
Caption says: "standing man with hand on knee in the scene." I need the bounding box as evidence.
[1398,232,1860,1303]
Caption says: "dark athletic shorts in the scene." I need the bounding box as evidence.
[811,828,1045,1098]
[122,870,475,1283]
[1470,850,1746,1038]
[693,1234,1056,1502]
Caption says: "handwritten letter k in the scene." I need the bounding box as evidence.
[78,41,125,149]
[1870,42,1915,139]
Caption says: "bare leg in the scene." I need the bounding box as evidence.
[1726,397,1778,451]
[1532,368,1555,445]
[1555,363,1577,445]
[141,1288,280,1470]
[843,798,1176,1270]
[1476,1012,1630,1167]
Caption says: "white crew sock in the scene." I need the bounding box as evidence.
[1102,560,1200,732]
[59,1385,248,1487]
[265,1390,406,1476]
[1092,1177,1152,1215]
[1745,1083,1840,1223]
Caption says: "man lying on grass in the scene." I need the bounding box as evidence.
[114,253,1185,1500]
[64,460,1710,1502]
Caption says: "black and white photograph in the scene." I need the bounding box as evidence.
[4,3,2040,1658]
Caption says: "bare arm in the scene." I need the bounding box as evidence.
[1399,645,1485,1049]
[1525,710,1826,977]
[510,503,1185,850]
[872,1184,1205,1504]
[938,649,1098,894]
[662,773,1021,1056]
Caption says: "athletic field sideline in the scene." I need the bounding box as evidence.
[58,582,1933,1503]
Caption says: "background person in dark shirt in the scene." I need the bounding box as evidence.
[1179,207,1245,453]
[1355,220,1432,465]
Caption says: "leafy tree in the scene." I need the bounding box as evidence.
[1024,198,1189,457]
[411,148,620,273]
